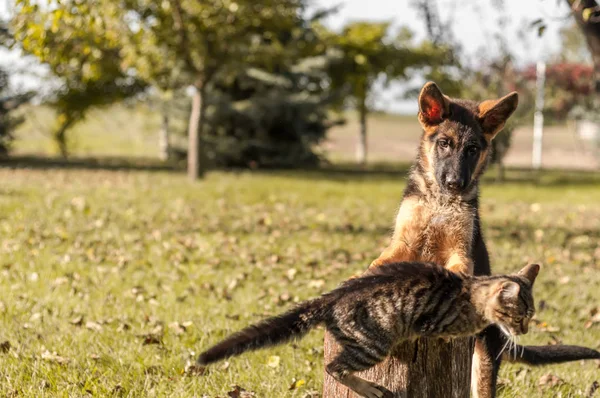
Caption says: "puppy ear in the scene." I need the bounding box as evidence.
[517,263,540,284]
[478,92,519,140]
[418,82,450,127]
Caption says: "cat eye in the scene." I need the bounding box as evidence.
[438,139,450,149]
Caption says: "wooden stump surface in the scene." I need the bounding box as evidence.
[322,331,473,398]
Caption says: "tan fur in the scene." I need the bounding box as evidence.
[370,194,475,274]
[471,344,493,398]
[477,92,519,141]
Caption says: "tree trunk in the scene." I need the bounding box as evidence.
[569,0,600,94]
[187,83,205,180]
[159,112,170,161]
[53,113,73,159]
[356,96,368,165]
[323,334,472,398]
[496,161,505,183]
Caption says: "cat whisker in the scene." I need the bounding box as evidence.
[496,333,512,361]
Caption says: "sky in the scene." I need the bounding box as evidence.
[1,0,576,113]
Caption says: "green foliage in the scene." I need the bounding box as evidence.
[558,22,592,63]
[195,15,342,168]
[320,22,454,110]
[12,0,147,157]
[315,21,456,163]
[0,68,33,156]
[203,62,341,168]
[459,52,534,175]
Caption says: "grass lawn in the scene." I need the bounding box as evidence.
[1,164,599,397]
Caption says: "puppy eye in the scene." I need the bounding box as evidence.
[438,140,449,149]
[467,146,479,155]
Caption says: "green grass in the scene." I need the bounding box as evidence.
[1,165,599,397]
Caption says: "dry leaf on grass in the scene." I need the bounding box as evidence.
[538,373,564,389]
[267,355,280,368]
[289,378,306,390]
[184,359,206,375]
[85,321,103,332]
[0,340,11,353]
[227,385,255,398]
[41,350,70,365]
[585,308,600,329]
[588,381,600,398]
[138,333,162,345]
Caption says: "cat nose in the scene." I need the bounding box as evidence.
[521,323,528,335]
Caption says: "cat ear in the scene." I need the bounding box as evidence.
[418,82,450,127]
[499,281,520,298]
[478,92,519,141]
[517,263,540,284]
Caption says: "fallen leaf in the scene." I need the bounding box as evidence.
[277,293,291,305]
[117,322,131,332]
[41,350,70,365]
[267,355,280,368]
[289,378,306,390]
[286,268,297,280]
[69,315,84,326]
[588,381,599,397]
[534,321,561,333]
[308,279,325,289]
[138,333,162,345]
[168,322,187,335]
[538,373,563,389]
[184,359,206,375]
[585,310,600,329]
[85,321,103,332]
[227,385,255,398]
[0,340,11,353]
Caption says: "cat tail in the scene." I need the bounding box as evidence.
[508,344,600,365]
[197,295,333,365]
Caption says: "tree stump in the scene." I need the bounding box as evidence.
[323,331,473,398]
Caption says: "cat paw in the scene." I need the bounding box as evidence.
[357,382,390,398]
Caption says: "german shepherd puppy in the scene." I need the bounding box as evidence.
[366,82,600,397]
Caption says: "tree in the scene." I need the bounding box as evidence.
[558,21,593,63]
[0,68,34,156]
[0,19,34,156]
[318,22,454,165]
[12,0,147,157]
[567,0,600,94]
[116,0,308,179]
[202,52,344,168]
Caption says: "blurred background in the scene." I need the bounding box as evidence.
[1,0,599,176]
[1,1,600,397]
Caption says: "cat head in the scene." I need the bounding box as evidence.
[485,264,540,336]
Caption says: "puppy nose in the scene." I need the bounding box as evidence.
[445,176,463,190]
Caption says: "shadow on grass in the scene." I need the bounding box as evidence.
[0,155,183,173]
[1,155,599,186]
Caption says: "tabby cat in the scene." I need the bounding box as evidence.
[198,262,539,398]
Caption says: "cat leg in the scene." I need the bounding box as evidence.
[326,348,392,398]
